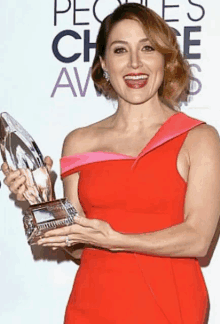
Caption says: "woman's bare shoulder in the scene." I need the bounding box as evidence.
[186,122,220,160]
[187,122,219,143]
[61,116,114,157]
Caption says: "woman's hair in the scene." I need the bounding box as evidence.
[91,3,191,110]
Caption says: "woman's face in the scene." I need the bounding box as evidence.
[100,19,165,105]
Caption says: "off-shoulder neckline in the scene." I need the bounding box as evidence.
[61,112,183,161]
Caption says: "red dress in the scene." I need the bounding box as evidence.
[61,112,208,324]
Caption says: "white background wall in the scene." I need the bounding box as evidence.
[0,1,219,323]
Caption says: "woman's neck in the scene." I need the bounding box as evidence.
[110,97,175,134]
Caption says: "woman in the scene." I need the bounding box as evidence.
[2,3,220,323]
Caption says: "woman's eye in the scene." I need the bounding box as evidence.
[142,45,155,52]
[114,47,126,54]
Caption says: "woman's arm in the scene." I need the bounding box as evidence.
[110,124,220,257]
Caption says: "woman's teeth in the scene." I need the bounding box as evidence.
[124,75,149,80]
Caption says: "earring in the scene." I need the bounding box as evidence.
[103,70,110,82]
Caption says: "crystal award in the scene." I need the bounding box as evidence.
[0,112,77,244]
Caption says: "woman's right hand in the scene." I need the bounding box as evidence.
[1,156,53,201]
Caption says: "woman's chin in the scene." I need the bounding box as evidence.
[118,94,156,106]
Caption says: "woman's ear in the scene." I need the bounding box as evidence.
[99,56,106,71]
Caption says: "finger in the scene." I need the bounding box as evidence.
[38,235,67,245]
[3,169,21,186]
[17,184,27,201]
[74,215,96,228]
[1,162,10,175]
[43,224,81,237]
[44,156,53,172]
[43,243,67,248]
[9,175,26,193]
[43,227,71,237]
[43,241,78,248]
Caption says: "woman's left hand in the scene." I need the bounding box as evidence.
[37,215,122,251]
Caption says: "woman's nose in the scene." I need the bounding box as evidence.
[128,51,143,69]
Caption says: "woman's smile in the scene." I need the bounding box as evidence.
[123,73,149,89]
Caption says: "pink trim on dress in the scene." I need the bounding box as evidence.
[132,114,205,169]
[60,151,133,175]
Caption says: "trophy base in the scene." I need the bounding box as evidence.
[23,198,77,245]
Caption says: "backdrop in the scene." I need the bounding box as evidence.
[0,1,219,323]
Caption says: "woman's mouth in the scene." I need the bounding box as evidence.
[124,73,149,89]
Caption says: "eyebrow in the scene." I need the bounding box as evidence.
[109,38,149,47]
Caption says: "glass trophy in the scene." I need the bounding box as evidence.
[0,112,77,245]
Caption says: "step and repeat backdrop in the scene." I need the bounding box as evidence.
[0,1,219,323]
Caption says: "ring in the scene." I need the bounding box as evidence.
[65,236,71,247]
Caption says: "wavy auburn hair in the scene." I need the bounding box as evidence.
[91,3,191,110]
